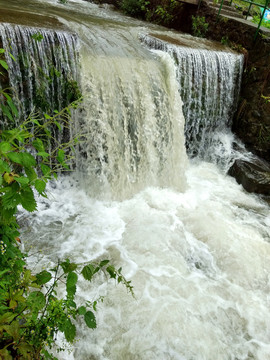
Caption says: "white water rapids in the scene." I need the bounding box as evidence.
[1,0,270,359]
[24,165,270,360]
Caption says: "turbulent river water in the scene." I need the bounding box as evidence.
[1,0,270,359]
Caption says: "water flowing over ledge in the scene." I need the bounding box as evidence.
[140,34,244,161]
[77,48,187,199]
[0,23,80,123]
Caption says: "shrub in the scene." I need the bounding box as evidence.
[191,15,209,37]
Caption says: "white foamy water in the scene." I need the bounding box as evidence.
[22,162,270,360]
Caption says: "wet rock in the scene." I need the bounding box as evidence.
[0,8,67,30]
[228,158,270,194]
[252,110,261,119]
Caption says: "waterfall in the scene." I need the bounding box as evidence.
[0,23,80,125]
[140,34,244,161]
[0,24,187,199]
[2,1,270,359]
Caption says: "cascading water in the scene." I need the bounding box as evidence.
[76,49,187,199]
[0,23,79,125]
[140,34,244,162]
[1,0,270,359]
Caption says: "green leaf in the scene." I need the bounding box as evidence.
[25,166,37,182]
[32,138,44,152]
[93,300,98,311]
[0,59,8,70]
[55,121,62,131]
[0,159,11,173]
[7,151,23,165]
[14,176,29,185]
[7,99,18,117]
[20,152,36,168]
[0,141,13,153]
[68,300,76,308]
[81,264,95,281]
[2,92,12,101]
[15,129,29,143]
[1,104,13,121]
[16,342,34,359]
[78,306,86,315]
[1,206,16,221]
[3,321,20,340]
[84,311,96,329]
[2,189,21,209]
[27,291,46,310]
[34,179,46,194]
[62,161,70,170]
[9,52,16,62]
[31,33,44,42]
[0,312,16,325]
[63,318,76,342]
[60,259,77,273]
[0,348,12,360]
[35,270,52,285]
[106,265,116,279]
[0,269,9,278]
[57,149,65,163]
[32,119,41,126]
[99,260,110,267]
[44,113,51,119]
[20,187,37,212]
[66,271,78,301]
[0,49,5,54]
[37,151,50,158]
[67,271,78,288]
[40,163,51,176]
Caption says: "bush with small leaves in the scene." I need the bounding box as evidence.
[191,15,209,38]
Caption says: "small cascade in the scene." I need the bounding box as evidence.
[141,34,244,160]
[0,23,80,125]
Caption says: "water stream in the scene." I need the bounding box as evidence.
[1,0,270,359]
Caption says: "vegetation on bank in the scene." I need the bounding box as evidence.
[0,47,133,359]
[230,0,270,29]
[119,0,184,24]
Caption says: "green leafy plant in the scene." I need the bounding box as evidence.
[0,51,133,359]
[31,33,44,42]
[221,35,229,45]
[252,14,270,29]
[261,94,270,103]
[120,0,182,24]
[0,253,133,359]
[154,0,180,24]
[120,0,148,18]
[0,49,9,74]
[191,15,209,38]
